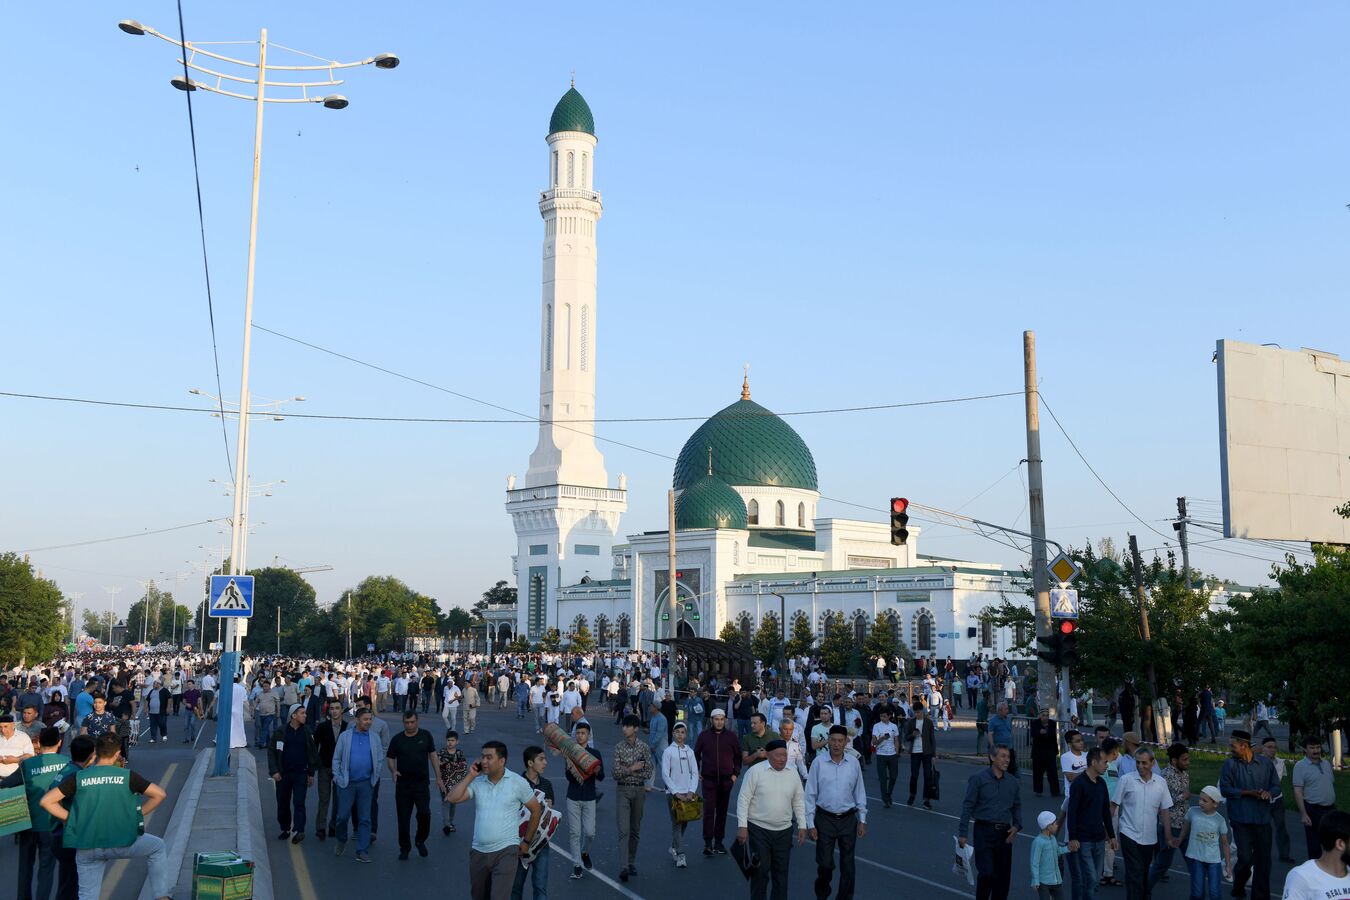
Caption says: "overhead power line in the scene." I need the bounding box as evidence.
[19,518,229,553]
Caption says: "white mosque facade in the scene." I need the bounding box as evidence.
[499,88,1036,662]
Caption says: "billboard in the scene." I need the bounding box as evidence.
[1217,340,1350,544]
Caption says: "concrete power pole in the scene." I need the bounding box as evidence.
[1023,331,1056,719]
[1128,533,1159,740]
[1175,497,1191,588]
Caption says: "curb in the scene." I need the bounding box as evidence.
[237,750,274,900]
[137,748,211,900]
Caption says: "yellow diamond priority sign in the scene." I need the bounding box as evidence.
[1048,553,1080,585]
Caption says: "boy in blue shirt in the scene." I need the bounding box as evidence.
[1032,810,1069,900]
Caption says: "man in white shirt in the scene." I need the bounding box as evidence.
[778,720,809,781]
[1061,729,1088,798]
[561,682,582,717]
[871,708,901,808]
[1113,747,1177,900]
[737,740,806,900]
[529,680,547,733]
[1282,810,1350,900]
[375,674,390,712]
[0,714,35,777]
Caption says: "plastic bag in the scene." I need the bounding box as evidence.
[953,835,976,886]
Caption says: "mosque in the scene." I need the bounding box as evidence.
[490,86,1035,662]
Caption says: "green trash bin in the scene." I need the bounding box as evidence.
[192,851,254,900]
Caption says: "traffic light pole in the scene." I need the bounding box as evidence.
[1024,331,1058,720]
[1128,533,1158,741]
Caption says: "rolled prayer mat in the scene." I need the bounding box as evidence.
[542,722,600,780]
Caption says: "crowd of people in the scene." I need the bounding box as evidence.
[1,647,1346,900]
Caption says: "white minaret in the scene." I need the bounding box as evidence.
[506,84,627,643]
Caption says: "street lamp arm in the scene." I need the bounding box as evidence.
[179,80,345,104]
[127,23,396,72]
[177,57,345,88]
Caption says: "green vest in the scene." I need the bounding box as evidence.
[64,765,144,849]
[20,753,69,832]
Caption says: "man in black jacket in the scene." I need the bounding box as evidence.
[268,703,319,844]
[313,699,347,840]
[904,702,937,809]
[1066,746,1117,900]
[1029,708,1061,796]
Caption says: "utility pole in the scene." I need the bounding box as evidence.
[667,488,678,697]
[1023,331,1056,718]
[1175,497,1191,588]
[1128,534,1158,740]
[102,587,122,645]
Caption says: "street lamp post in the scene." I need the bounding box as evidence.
[770,591,787,695]
[120,19,396,773]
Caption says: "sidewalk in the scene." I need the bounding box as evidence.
[137,749,273,900]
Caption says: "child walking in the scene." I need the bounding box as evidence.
[1032,811,1069,900]
[1179,785,1232,900]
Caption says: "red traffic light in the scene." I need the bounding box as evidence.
[891,497,909,515]
[1059,620,1076,635]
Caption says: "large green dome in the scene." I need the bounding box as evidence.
[549,86,595,136]
[676,474,748,530]
[673,390,818,493]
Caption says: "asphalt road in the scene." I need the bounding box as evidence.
[252,704,1310,900]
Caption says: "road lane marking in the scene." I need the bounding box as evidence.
[552,845,648,900]
[845,847,972,896]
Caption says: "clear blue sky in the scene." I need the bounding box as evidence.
[5,3,1347,626]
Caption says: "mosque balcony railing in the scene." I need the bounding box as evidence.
[507,484,628,505]
[541,188,602,202]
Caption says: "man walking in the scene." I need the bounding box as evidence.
[1221,729,1280,900]
[386,710,439,860]
[805,725,867,900]
[695,708,742,856]
[39,733,172,900]
[267,703,318,845]
[1261,736,1295,862]
[613,714,655,882]
[1030,708,1061,797]
[1113,747,1175,900]
[905,701,937,809]
[333,707,384,863]
[871,707,900,808]
[1293,737,1338,863]
[446,740,543,900]
[564,721,604,880]
[5,726,66,900]
[1067,747,1117,900]
[959,745,1023,900]
[988,703,1015,770]
[737,739,806,900]
[1148,743,1191,890]
[314,699,347,840]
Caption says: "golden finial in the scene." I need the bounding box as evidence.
[741,363,751,401]
[707,446,714,477]
[570,70,575,88]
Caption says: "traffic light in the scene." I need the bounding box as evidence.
[1035,632,1063,667]
[890,497,910,546]
[1059,620,1079,667]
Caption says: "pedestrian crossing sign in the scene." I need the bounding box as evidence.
[209,575,254,618]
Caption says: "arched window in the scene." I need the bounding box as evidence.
[775,500,785,526]
[853,614,868,647]
[581,151,589,188]
[564,303,572,369]
[551,151,558,187]
[571,615,587,641]
[797,502,806,528]
[595,615,610,648]
[617,614,631,648]
[739,614,753,645]
[980,618,993,649]
[579,306,589,372]
[545,304,552,371]
[567,151,575,187]
[916,611,934,652]
[747,499,759,526]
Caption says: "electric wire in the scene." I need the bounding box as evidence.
[18,518,229,553]
[174,0,234,480]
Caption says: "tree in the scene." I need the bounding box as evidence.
[978,597,1036,657]
[0,552,65,667]
[125,582,177,645]
[442,606,479,638]
[82,609,117,641]
[571,623,595,653]
[330,575,442,654]
[784,615,816,659]
[862,616,899,664]
[819,619,856,675]
[537,627,562,652]
[718,620,747,649]
[1220,542,1350,741]
[240,567,323,654]
[751,614,783,665]
[475,580,516,613]
[507,635,532,653]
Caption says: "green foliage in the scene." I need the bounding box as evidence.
[1220,544,1350,739]
[1064,543,1225,702]
[0,552,65,667]
[327,575,441,655]
[784,614,816,658]
[980,597,1036,656]
[82,609,117,641]
[862,616,899,663]
[507,635,532,653]
[124,583,191,645]
[751,614,783,665]
[718,620,747,649]
[537,627,562,652]
[819,619,856,675]
[476,580,516,612]
[571,623,596,653]
[442,606,480,637]
[236,567,323,654]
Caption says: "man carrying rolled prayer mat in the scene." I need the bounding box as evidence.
[562,721,604,880]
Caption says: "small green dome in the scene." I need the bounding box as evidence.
[676,474,748,530]
[549,86,595,136]
[673,390,818,493]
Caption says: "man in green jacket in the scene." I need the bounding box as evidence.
[39,732,171,900]
[2,726,66,900]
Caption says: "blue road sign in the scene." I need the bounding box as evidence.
[1051,588,1079,619]
[209,575,255,618]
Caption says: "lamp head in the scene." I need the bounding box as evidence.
[373,53,399,69]
[170,76,197,92]
[321,95,349,110]
[118,19,146,35]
